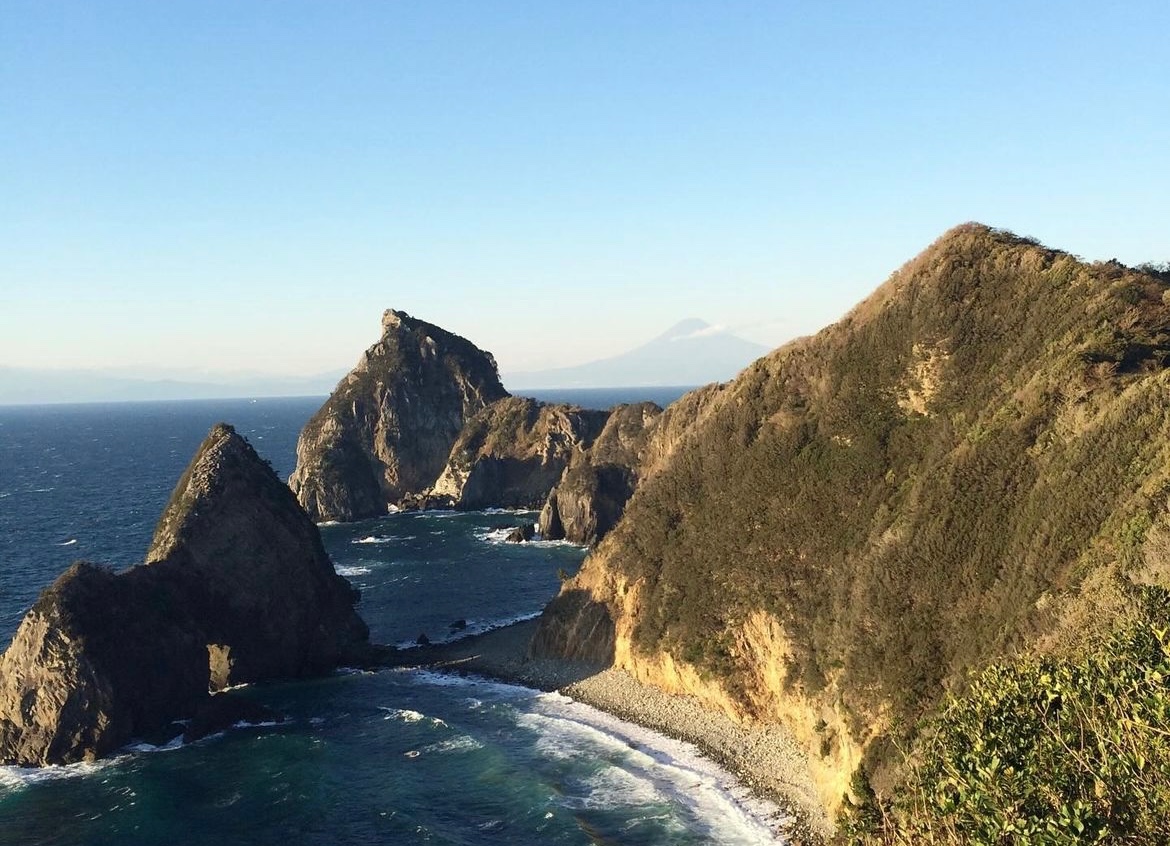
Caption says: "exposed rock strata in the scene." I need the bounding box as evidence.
[539,389,727,545]
[289,310,508,522]
[0,424,369,766]
[532,224,1170,819]
[424,397,609,510]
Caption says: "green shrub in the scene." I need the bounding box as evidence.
[844,588,1170,845]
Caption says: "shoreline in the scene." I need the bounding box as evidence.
[388,618,831,844]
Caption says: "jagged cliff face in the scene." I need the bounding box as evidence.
[425,397,609,510]
[289,310,509,522]
[0,424,369,766]
[538,395,726,545]
[533,224,1170,813]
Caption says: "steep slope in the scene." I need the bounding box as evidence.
[532,224,1170,814]
[289,310,509,522]
[504,319,769,389]
[0,424,369,766]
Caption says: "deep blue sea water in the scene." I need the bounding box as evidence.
[0,393,785,845]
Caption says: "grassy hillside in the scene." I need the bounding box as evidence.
[534,224,1170,824]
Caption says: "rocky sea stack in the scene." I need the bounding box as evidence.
[0,424,369,766]
[289,309,509,522]
[289,310,697,543]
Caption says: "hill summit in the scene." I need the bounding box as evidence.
[532,223,1170,825]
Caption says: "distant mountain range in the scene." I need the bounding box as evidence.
[0,366,344,406]
[503,319,770,390]
[0,318,769,405]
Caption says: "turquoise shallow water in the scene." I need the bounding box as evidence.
[0,396,785,845]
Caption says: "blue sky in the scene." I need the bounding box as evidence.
[2,1,1167,377]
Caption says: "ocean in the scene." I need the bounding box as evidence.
[0,393,785,845]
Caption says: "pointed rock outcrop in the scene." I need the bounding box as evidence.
[0,424,369,766]
[290,310,509,522]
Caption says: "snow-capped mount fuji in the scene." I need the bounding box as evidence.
[503,319,770,390]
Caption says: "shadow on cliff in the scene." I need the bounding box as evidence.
[382,591,616,692]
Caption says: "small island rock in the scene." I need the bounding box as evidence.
[0,423,370,766]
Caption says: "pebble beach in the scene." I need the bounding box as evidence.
[396,619,832,844]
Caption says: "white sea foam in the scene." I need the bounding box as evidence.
[56,539,78,546]
[405,669,519,693]
[475,527,516,544]
[14,762,96,788]
[527,538,586,550]
[0,758,115,792]
[379,706,448,728]
[231,719,285,730]
[352,535,416,545]
[526,692,788,844]
[316,520,341,527]
[482,508,537,515]
[475,525,584,549]
[408,672,789,844]
[334,565,372,577]
[392,611,543,650]
[126,735,186,754]
[421,735,483,755]
[380,707,426,723]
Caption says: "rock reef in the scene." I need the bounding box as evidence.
[0,424,369,766]
[538,390,725,545]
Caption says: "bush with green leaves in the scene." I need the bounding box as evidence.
[844,588,1170,845]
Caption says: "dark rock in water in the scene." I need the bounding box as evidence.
[289,310,509,522]
[505,524,536,543]
[416,633,431,646]
[183,695,282,743]
[0,423,370,767]
[448,619,468,632]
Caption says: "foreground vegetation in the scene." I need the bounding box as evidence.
[843,587,1170,844]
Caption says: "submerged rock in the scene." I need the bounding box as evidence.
[0,423,369,766]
